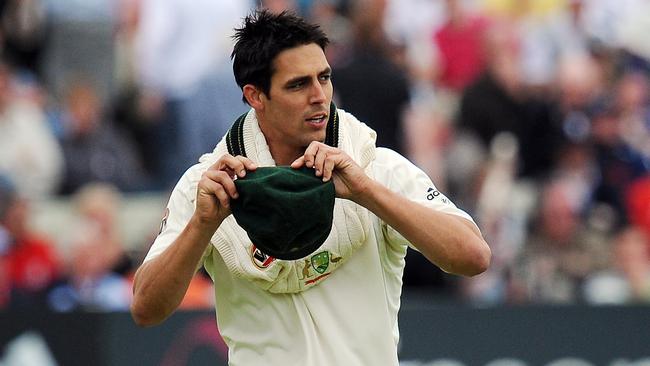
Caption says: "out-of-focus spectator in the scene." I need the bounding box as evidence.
[589,97,649,225]
[111,0,161,179]
[457,22,564,179]
[134,0,252,188]
[617,0,650,64]
[583,226,650,304]
[40,0,116,105]
[0,60,63,198]
[0,0,47,76]
[57,80,149,194]
[578,0,645,50]
[383,0,446,105]
[72,183,132,274]
[47,183,132,311]
[432,0,489,92]
[0,176,62,310]
[333,0,410,155]
[384,0,447,52]
[627,176,650,239]
[508,178,610,304]
[309,0,351,67]
[554,54,606,144]
[617,72,650,163]
[515,0,590,89]
[47,235,131,312]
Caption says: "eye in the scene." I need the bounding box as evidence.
[288,81,305,90]
[319,74,331,82]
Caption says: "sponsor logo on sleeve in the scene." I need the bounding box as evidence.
[427,187,449,204]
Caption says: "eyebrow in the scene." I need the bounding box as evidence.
[284,67,332,88]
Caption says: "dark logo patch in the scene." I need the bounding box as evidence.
[251,245,275,269]
[427,187,450,204]
[426,187,440,200]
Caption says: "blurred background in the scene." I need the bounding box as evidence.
[1,0,650,364]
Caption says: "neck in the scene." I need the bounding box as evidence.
[256,118,303,166]
[264,133,304,166]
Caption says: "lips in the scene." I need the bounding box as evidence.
[305,113,328,124]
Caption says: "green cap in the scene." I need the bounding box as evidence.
[231,166,336,260]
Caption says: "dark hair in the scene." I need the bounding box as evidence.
[231,10,329,104]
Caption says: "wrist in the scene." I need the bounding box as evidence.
[350,178,379,207]
[189,213,223,236]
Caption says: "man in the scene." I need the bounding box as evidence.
[131,10,490,365]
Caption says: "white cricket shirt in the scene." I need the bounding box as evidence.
[144,148,476,365]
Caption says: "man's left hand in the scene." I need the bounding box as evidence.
[291,141,371,201]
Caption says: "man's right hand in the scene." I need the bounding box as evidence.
[194,154,257,229]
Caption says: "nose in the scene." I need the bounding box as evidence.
[309,81,326,105]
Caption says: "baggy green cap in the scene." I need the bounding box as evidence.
[231,166,335,260]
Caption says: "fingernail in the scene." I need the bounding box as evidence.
[233,193,239,198]
[239,170,246,177]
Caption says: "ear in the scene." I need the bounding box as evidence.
[243,85,266,111]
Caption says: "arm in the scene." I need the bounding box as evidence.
[130,155,256,327]
[292,143,490,277]
[353,180,490,276]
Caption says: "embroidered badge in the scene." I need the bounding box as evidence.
[251,245,275,269]
[300,259,312,280]
[311,251,330,274]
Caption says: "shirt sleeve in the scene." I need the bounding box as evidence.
[370,148,478,249]
[143,172,197,263]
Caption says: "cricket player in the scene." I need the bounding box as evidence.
[131,10,490,365]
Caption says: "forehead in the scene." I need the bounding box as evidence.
[271,43,329,81]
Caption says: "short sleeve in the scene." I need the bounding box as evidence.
[370,148,478,247]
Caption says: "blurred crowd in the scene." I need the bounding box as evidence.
[1,0,649,311]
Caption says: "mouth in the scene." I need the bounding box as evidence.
[305,113,328,126]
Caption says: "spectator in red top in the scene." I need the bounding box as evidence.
[0,175,61,309]
[433,0,489,92]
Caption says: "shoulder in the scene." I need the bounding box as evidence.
[371,148,421,177]
[335,108,377,148]
[336,108,368,130]
[170,158,214,200]
[369,148,440,199]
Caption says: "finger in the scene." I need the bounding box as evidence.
[203,179,232,208]
[302,142,322,168]
[204,170,239,199]
[207,154,235,178]
[291,156,305,169]
[210,153,233,169]
[322,154,337,182]
[313,147,329,177]
[236,156,258,173]
[218,155,247,178]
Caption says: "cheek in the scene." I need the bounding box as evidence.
[274,100,303,120]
